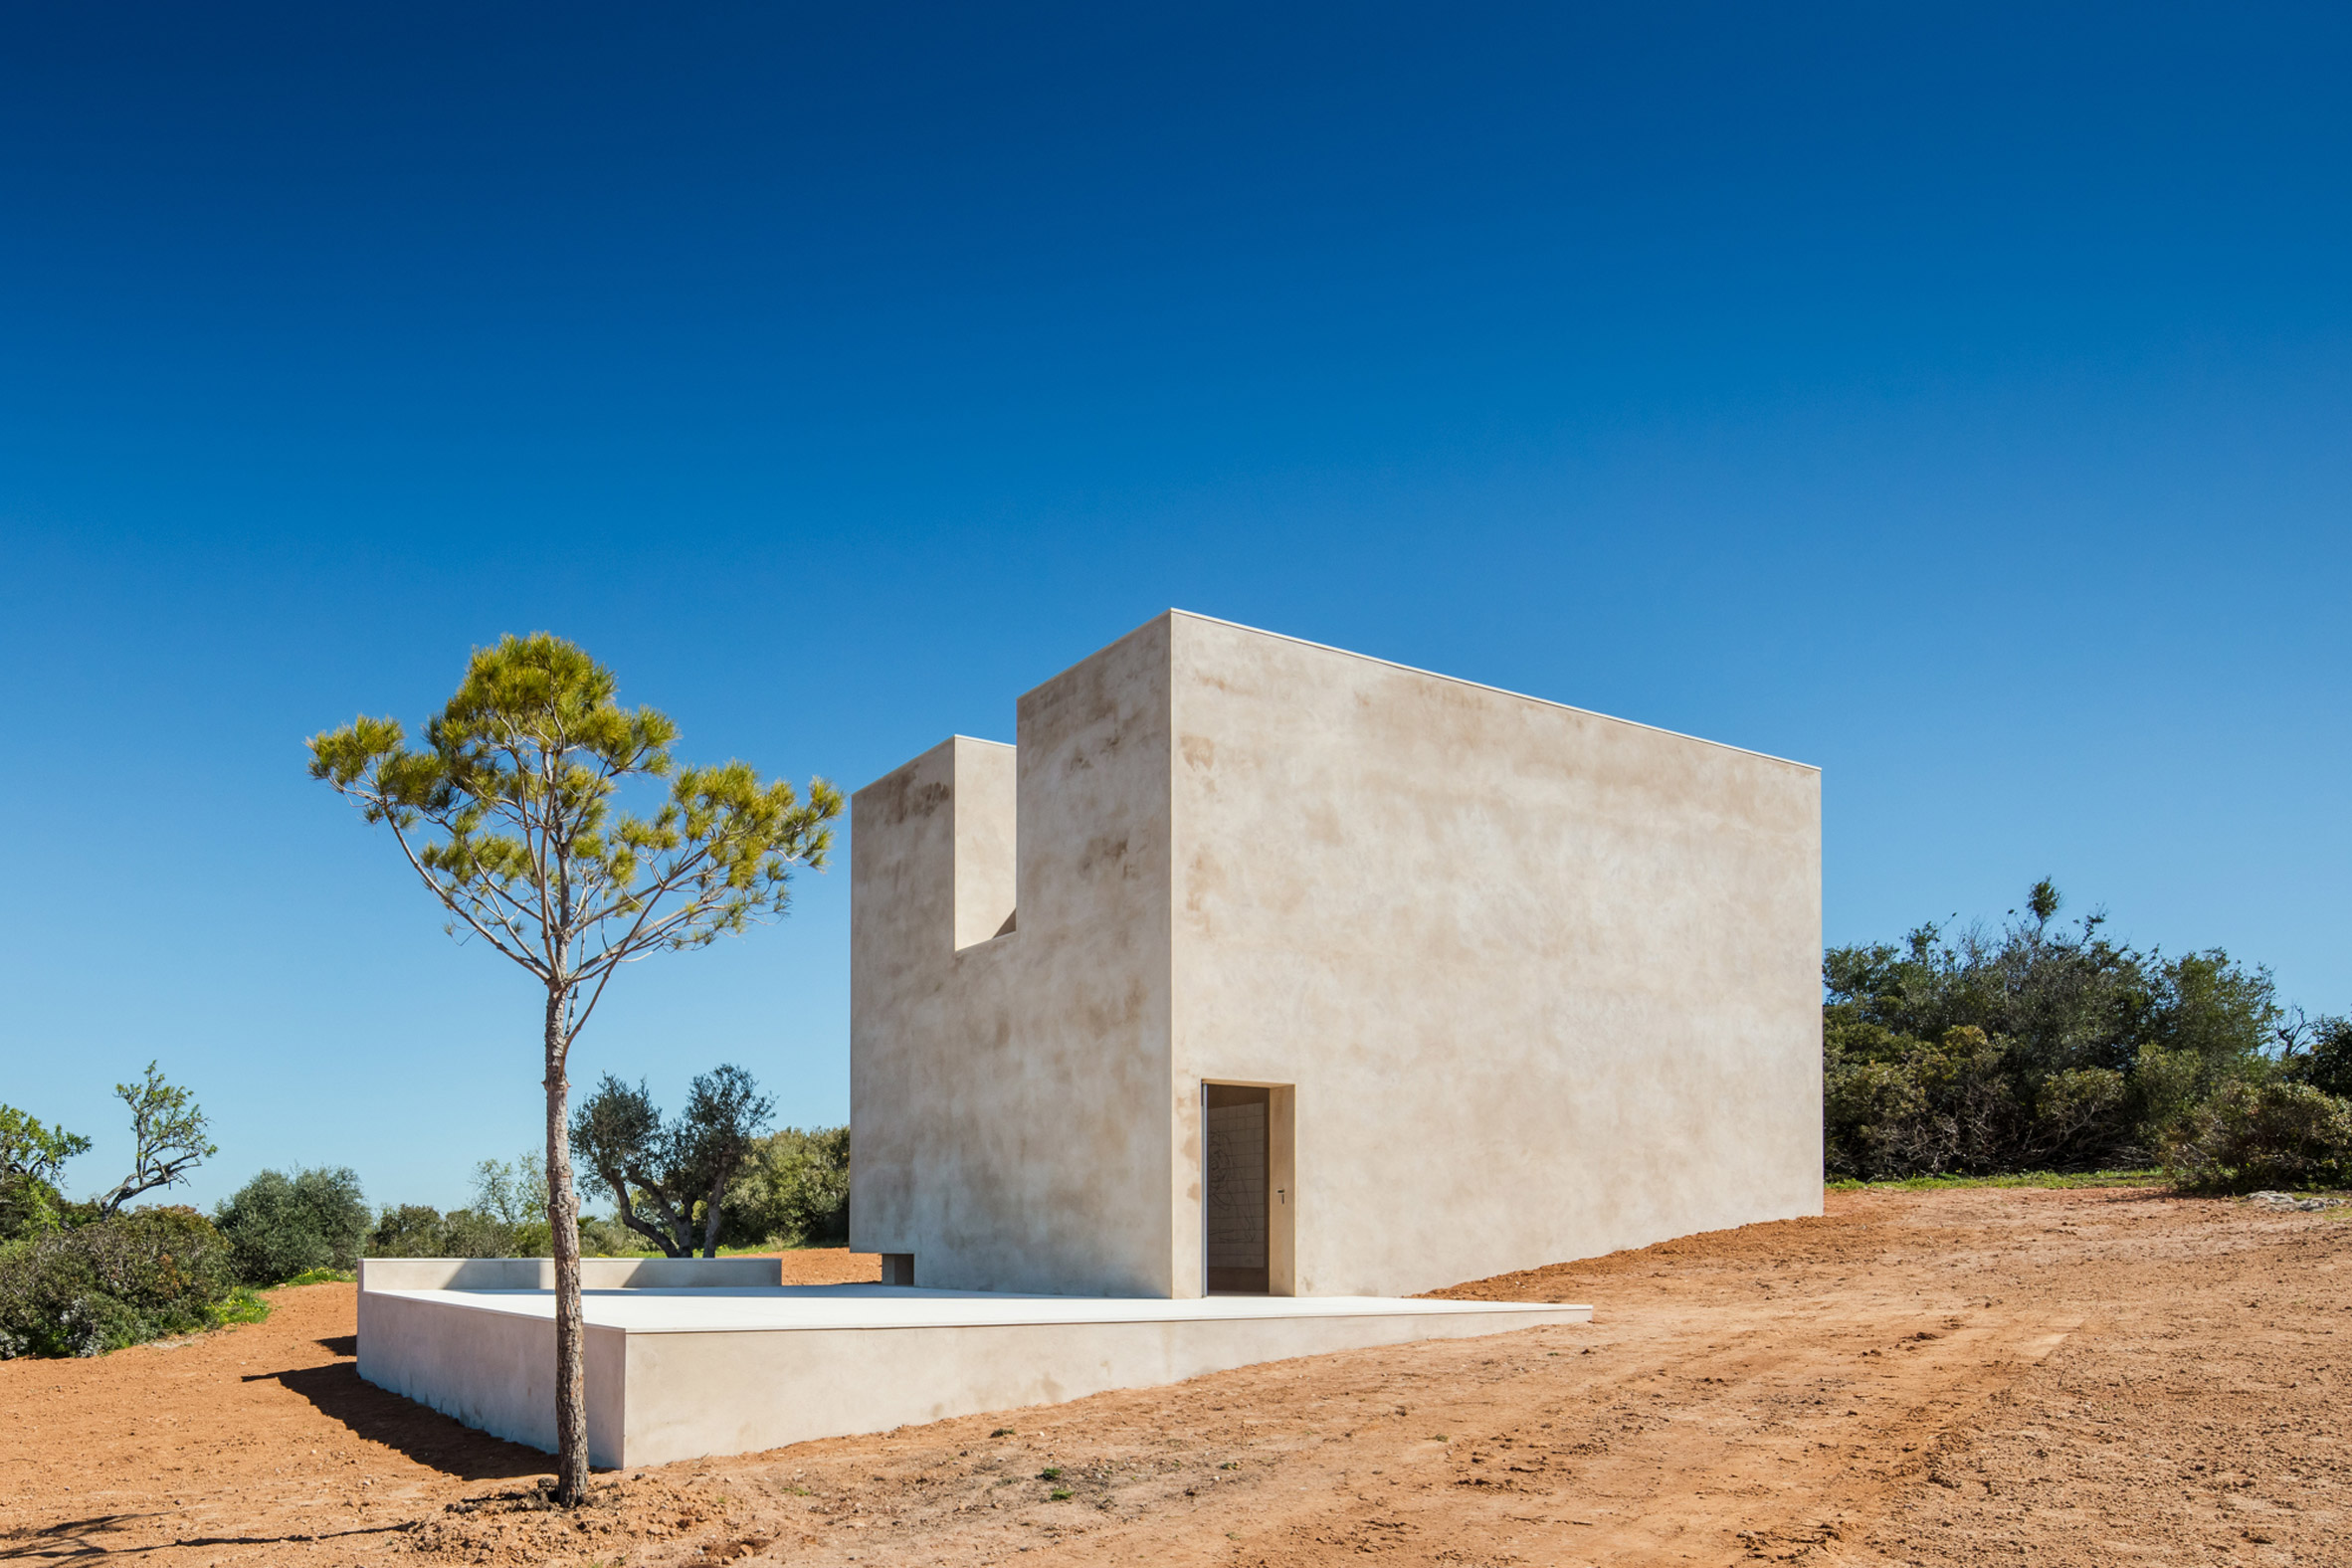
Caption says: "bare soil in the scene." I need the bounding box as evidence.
[3,1189,2345,1566]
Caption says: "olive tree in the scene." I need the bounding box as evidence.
[307,633,837,1504]
[95,1063,216,1216]
[0,1106,90,1184]
[572,1065,773,1258]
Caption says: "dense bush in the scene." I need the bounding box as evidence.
[0,1207,257,1358]
[577,1214,659,1257]
[723,1125,850,1248]
[214,1166,369,1284]
[362,1202,654,1258]
[1824,882,2291,1179]
[2161,1081,2352,1193]
[366,1204,526,1259]
[0,1173,98,1246]
[2285,1016,2352,1100]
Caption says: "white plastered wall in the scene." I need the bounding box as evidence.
[850,619,1175,1295]
[1164,613,1823,1296]
[851,611,1821,1300]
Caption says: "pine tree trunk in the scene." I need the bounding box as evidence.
[545,986,591,1505]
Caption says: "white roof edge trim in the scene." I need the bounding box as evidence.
[1166,608,1821,773]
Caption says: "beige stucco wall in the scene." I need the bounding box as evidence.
[356,1289,631,1467]
[850,619,1175,1294]
[1165,614,1823,1296]
[851,611,1821,1298]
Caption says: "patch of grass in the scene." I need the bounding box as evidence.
[1826,1169,2163,1192]
[274,1268,354,1287]
[990,1428,1014,1438]
[216,1286,273,1326]
[1037,1467,1062,1480]
[1049,1487,1073,1501]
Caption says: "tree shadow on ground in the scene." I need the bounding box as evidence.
[1,1512,410,1559]
[241,1356,551,1482]
[1,1510,153,1560]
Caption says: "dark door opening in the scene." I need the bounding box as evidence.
[1205,1084,1271,1293]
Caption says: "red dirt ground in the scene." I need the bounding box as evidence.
[3,1188,2345,1566]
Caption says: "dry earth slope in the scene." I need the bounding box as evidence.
[1,1189,2344,1566]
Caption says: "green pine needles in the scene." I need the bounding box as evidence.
[308,631,839,1504]
[308,632,839,994]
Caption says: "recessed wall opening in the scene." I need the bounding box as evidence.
[1203,1082,1294,1295]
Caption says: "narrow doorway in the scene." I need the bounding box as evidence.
[1204,1085,1268,1292]
[1203,1082,1293,1294]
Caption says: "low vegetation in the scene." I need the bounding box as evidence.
[14,881,2328,1362]
[214,1165,370,1283]
[725,1123,853,1247]
[0,1206,263,1359]
[1825,1169,2162,1192]
[0,1066,256,1359]
[0,1047,852,1358]
[1827,881,2352,1191]
[360,1117,853,1265]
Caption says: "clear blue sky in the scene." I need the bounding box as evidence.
[3,4,2346,1211]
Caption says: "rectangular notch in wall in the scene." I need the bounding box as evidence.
[951,737,1017,950]
[1203,1082,1294,1295]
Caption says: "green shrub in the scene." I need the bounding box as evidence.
[214,1167,369,1284]
[577,1214,659,1257]
[1823,1024,2132,1180]
[2161,1081,2352,1193]
[470,1154,547,1228]
[722,1125,850,1248]
[0,1207,253,1358]
[365,1203,526,1258]
[2288,1017,2352,1100]
[364,1203,444,1257]
[0,1173,98,1246]
[1824,884,2289,1177]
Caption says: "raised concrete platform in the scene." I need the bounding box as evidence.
[356,1260,1590,1468]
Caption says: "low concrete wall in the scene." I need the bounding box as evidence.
[355,1289,631,1466]
[357,1257,784,1291]
[618,1302,1588,1467]
[359,1288,1588,1468]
